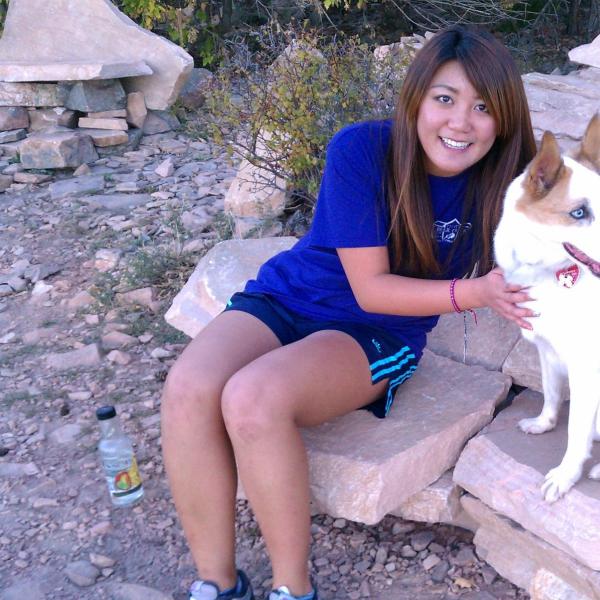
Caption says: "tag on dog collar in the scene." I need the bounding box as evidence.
[555,264,580,288]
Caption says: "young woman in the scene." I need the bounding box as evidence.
[161,25,537,600]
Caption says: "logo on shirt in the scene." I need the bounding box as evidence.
[371,338,383,354]
[433,219,472,244]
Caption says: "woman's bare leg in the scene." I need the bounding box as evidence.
[161,311,281,590]
[221,330,387,595]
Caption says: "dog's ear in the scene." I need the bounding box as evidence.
[573,113,600,173]
[525,131,565,198]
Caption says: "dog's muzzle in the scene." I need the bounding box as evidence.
[563,242,600,278]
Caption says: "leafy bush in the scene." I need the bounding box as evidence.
[201,27,414,207]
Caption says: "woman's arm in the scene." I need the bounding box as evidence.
[337,246,535,329]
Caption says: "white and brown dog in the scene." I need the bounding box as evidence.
[494,114,600,502]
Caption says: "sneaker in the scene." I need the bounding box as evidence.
[268,585,318,600]
[189,569,254,600]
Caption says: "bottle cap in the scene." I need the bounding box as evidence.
[96,405,117,421]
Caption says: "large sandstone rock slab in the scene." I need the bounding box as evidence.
[530,570,592,600]
[577,67,600,83]
[569,34,600,69]
[0,60,152,82]
[304,350,511,524]
[0,0,193,110]
[454,389,600,570]
[391,469,477,531]
[0,82,69,107]
[19,130,98,169]
[165,237,297,338]
[462,495,600,599]
[426,307,520,371]
[502,337,542,391]
[522,71,600,151]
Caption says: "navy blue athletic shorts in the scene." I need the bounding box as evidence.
[223,291,419,418]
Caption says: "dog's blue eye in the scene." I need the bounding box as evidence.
[569,206,588,220]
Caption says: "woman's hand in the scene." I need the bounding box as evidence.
[476,267,537,330]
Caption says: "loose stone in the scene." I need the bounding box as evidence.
[64,560,100,587]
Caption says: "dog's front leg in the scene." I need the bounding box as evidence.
[541,366,597,502]
[587,397,600,480]
[519,339,566,434]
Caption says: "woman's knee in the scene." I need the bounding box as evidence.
[161,358,223,423]
[221,369,288,442]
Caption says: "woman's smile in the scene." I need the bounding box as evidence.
[439,137,472,150]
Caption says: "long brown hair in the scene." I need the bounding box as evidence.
[387,26,536,277]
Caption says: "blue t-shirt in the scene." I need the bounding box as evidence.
[245,120,474,358]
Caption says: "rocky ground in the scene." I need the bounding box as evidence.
[0,126,529,600]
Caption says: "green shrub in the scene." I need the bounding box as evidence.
[202,27,412,208]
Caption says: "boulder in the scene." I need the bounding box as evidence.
[0,174,13,192]
[142,110,180,135]
[0,0,193,110]
[502,337,542,391]
[79,117,128,131]
[427,307,520,371]
[28,107,78,131]
[0,106,29,130]
[576,67,600,83]
[0,82,70,107]
[178,67,214,109]
[0,60,152,82]
[46,343,103,370]
[304,350,510,523]
[0,139,25,159]
[96,129,143,157]
[126,92,147,129]
[391,469,477,531]
[530,570,592,600]
[454,389,600,570]
[569,34,600,69]
[88,109,127,119]
[462,495,600,599]
[224,131,288,237]
[225,158,287,219]
[13,171,52,184]
[522,72,600,151]
[165,237,297,337]
[19,129,98,169]
[67,80,127,112]
[83,129,129,147]
[0,129,27,143]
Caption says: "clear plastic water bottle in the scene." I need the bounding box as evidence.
[96,405,144,507]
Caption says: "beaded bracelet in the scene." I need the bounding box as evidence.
[450,278,478,362]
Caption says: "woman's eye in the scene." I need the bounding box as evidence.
[474,103,488,112]
[569,206,588,220]
[435,95,452,104]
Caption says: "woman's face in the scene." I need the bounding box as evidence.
[416,60,497,177]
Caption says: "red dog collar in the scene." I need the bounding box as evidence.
[555,264,580,288]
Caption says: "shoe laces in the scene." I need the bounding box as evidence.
[190,580,219,600]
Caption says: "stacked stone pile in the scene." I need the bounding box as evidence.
[0,0,195,191]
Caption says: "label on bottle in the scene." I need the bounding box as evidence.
[104,456,143,498]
